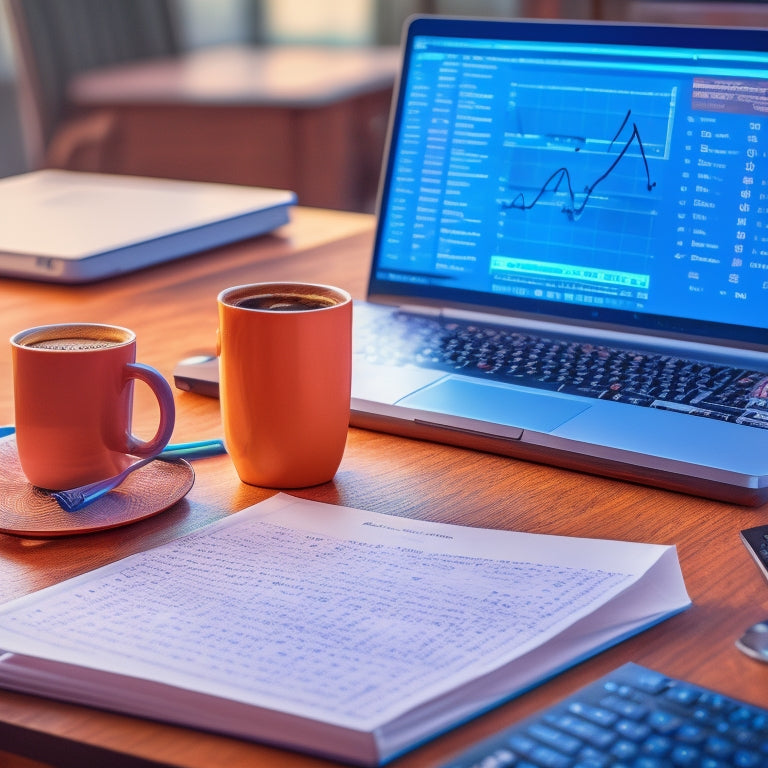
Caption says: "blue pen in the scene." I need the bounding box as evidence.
[51,438,227,512]
[0,425,15,438]
[161,439,227,459]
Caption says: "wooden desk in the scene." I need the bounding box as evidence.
[58,46,399,213]
[0,207,766,767]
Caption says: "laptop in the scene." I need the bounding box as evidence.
[174,16,768,506]
[0,170,296,283]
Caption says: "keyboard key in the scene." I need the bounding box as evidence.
[704,734,734,758]
[614,718,651,741]
[567,702,618,727]
[641,734,673,756]
[664,684,701,707]
[547,713,616,749]
[599,693,648,719]
[647,709,683,733]
[669,744,701,765]
[675,723,707,743]
[526,723,581,755]
[609,739,639,760]
[733,749,763,767]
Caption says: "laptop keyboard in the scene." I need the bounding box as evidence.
[440,663,768,768]
[356,312,768,429]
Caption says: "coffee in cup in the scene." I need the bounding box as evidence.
[24,337,120,351]
[234,293,338,312]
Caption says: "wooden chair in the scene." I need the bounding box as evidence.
[5,0,189,171]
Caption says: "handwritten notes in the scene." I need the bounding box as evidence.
[0,494,689,735]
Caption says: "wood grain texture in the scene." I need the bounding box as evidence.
[0,207,766,768]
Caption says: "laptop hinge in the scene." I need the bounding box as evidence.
[396,304,442,316]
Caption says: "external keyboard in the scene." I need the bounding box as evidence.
[440,663,768,768]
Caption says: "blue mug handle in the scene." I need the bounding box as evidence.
[123,362,176,457]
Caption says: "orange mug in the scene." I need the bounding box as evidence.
[11,323,175,490]
[217,282,352,488]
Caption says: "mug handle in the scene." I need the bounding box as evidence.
[123,362,176,457]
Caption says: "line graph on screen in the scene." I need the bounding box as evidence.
[504,109,656,221]
[498,81,677,259]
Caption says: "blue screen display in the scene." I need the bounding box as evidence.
[371,20,768,344]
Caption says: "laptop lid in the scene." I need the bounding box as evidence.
[368,16,768,352]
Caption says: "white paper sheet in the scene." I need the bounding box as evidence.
[0,494,690,731]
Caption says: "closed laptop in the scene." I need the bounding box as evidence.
[0,170,296,283]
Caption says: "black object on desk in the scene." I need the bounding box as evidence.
[741,524,768,584]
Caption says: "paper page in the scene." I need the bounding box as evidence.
[0,494,686,730]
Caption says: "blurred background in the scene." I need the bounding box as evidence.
[1,1,767,211]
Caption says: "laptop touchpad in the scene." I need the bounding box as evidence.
[397,375,590,433]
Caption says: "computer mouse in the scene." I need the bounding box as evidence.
[736,619,768,663]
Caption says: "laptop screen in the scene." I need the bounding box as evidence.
[369,17,768,346]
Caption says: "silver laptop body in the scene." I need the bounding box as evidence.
[351,16,768,505]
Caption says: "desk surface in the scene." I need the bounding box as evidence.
[0,207,766,768]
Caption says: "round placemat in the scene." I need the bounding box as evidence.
[0,436,195,537]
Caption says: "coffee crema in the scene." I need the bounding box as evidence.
[235,293,338,312]
[25,337,120,351]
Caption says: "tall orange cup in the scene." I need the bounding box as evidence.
[217,282,352,488]
[11,323,175,490]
